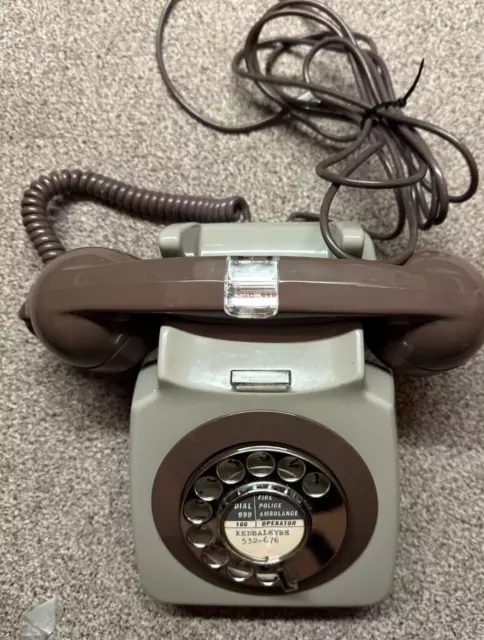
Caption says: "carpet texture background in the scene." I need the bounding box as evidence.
[1,0,484,638]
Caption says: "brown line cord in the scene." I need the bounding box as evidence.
[156,0,479,264]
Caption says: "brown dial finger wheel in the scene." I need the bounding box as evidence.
[152,412,378,595]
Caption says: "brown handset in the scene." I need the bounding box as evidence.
[22,244,484,375]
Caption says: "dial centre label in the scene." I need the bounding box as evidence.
[222,493,306,562]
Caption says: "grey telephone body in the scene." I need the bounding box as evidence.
[130,222,399,607]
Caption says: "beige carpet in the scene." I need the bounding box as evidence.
[1,0,484,637]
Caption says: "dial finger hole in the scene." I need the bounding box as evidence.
[216,458,245,485]
[202,545,229,570]
[194,476,223,501]
[302,472,331,498]
[183,498,213,524]
[256,571,280,587]
[226,560,253,582]
[187,525,213,548]
[277,456,306,482]
[246,451,275,478]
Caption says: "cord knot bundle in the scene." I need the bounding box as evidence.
[157,0,478,263]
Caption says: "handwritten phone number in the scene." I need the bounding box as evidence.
[242,537,280,545]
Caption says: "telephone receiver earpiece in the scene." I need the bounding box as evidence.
[365,252,484,374]
[22,248,484,375]
[24,248,151,373]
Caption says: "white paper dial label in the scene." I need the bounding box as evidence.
[222,494,306,563]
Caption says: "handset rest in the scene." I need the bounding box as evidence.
[25,248,484,373]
